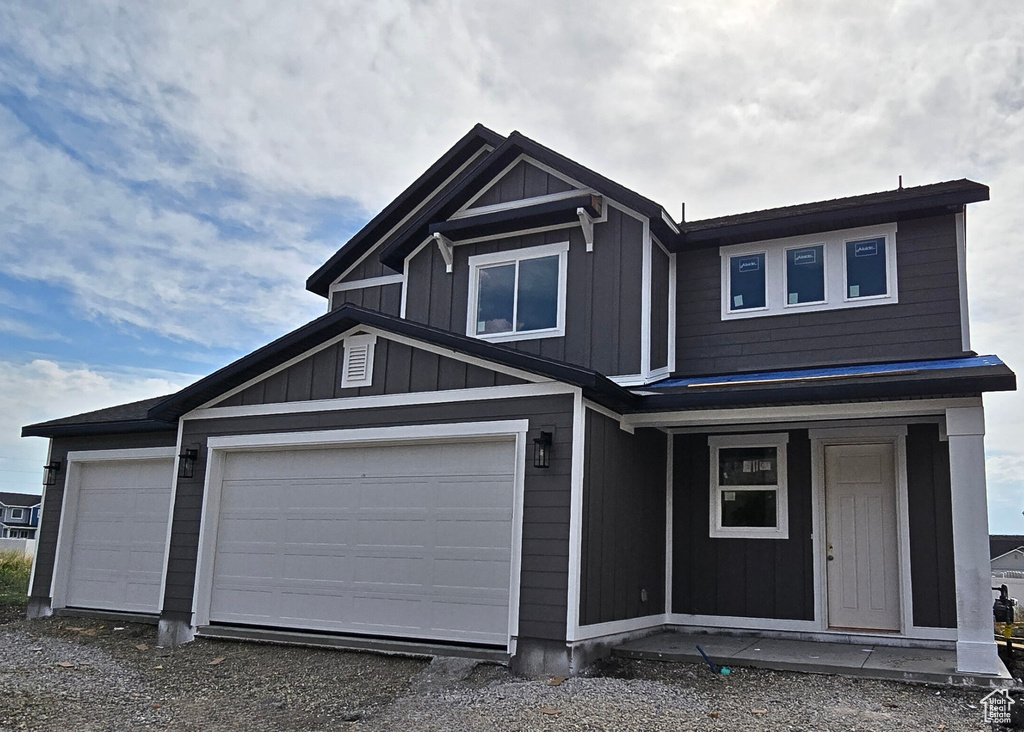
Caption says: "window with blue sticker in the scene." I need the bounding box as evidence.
[729,253,766,310]
[785,245,825,305]
[845,237,887,298]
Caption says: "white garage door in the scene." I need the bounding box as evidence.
[65,458,174,613]
[208,439,517,646]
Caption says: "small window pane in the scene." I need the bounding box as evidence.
[721,490,777,528]
[730,253,766,310]
[476,263,515,334]
[786,245,824,304]
[846,238,887,298]
[516,255,559,331]
[719,446,778,486]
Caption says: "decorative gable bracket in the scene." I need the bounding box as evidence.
[577,206,596,252]
[433,232,454,273]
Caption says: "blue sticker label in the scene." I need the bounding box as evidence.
[792,248,817,265]
[853,240,879,257]
[737,256,761,272]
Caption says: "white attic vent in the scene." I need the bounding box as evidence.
[340,334,376,388]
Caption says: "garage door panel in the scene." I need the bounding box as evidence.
[64,458,174,614]
[208,439,517,645]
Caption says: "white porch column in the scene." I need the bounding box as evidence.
[945,404,1002,675]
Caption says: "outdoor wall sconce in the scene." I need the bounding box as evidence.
[42,460,61,487]
[533,432,553,469]
[179,448,198,479]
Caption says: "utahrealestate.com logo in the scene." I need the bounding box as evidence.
[981,689,1015,726]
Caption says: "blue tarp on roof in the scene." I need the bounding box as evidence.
[646,355,1005,390]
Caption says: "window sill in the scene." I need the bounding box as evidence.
[471,327,565,344]
[710,528,790,540]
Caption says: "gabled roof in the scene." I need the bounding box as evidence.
[679,179,989,249]
[992,535,1024,559]
[305,124,506,297]
[0,492,41,507]
[377,130,679,270]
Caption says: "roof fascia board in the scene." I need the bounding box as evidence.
[306,125,504,296]
[680,184,990,250]
[21,419,177,439]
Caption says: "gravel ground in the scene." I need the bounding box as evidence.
[0,614,1010,731]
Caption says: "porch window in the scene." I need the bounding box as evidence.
[709,433,789,539]
[466,241,568,342]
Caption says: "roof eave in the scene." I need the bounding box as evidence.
[21,419,178,439]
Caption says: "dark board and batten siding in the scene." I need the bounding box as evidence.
[217,337,526,407]
[579,411,666,626]
[672,431,815,620]
[30,431,179,602]
[331,283,402,317]
[404,208,644,377]
[467,160,575,210]
[165,395,574,641]
[674,215,966,375]
[906,423,957,629]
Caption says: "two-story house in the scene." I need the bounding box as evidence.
[1,492,41,540]
[22,125,1015,679]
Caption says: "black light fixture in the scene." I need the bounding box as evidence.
[42,460,61,487]
[179,448,198,479]
[533,431,553,469]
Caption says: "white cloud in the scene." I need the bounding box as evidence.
[0,359,196,494]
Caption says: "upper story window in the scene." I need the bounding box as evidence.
[466,241,568,342]
[720,223,897,320]
[9,508,24,520]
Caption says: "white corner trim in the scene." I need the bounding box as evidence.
[329,274,405,296]
[185,382,573,421]
[640,218,652,379]
[665,433,674,616]
[26,440,53,597]
[157,421,187,614]
[955,211,971,352]
[566,389,586,642]
[434,232,454,274]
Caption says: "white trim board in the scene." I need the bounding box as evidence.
[191,420,528,654]
[956,211,971,352]
[623,398,982,429]
[449,189,597,219]
[186,382,573,422]
[329,274,404,296]
[195,323,554,414]
[566,389,586,642]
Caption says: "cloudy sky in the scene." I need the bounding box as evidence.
[1,0,1022,532]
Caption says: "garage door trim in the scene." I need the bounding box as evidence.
[193,420,529,653]
[50,447,177,613]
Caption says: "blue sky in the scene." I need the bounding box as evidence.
[1,0,1023,534]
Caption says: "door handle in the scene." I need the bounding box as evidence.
[827,543,834,562]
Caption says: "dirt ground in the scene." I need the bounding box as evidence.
[0,612,1015,731]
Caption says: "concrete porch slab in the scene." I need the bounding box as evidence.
[613,631,1013,687]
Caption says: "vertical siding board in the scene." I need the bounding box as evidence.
[618,213,644,376]
[284,355,314,403]
[404,247,433,326]
[672,431,812,620]
[408,349,440,393]
[379,283,402,317]
[262,370,288,404]
[310,345,338,400]
[674,214,965,375]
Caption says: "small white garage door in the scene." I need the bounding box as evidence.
[207,439,517,646]
[64,458,175,613]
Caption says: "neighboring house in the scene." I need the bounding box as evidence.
[0,492,41,539]
[991,544,1024,618]
[21,125,1016,678]
[991,535,1024,559]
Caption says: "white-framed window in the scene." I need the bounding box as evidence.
[709,433,789,539]
[720,223,898,320]
[10,508,24,520]
[466,241,568,343]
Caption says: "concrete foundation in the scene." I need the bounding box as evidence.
[157,617,195,647]
[25,597,52,619]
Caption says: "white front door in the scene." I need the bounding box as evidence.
[824,443,901,631]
